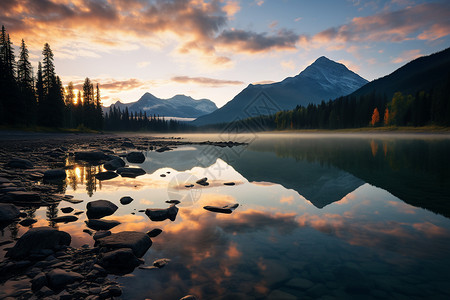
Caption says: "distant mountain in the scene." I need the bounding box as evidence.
[192,57,368,126]
[351,47,450,99]
[105,93,218,118]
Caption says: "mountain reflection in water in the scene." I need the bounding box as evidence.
[3,134,449,299]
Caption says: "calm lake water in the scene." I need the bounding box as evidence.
[3,133,450,299]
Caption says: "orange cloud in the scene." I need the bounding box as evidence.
[171,76,244,86]
[391,49,423,64]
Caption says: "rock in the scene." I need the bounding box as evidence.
[0,278,32,298]
[31,272,48,291]
[153,258,170,268]
[85,219,121,231]
[74,151,109,161]
[120,196,133,205]
[126,152,145,163]
[203,203,239,214]
[6,191,41,205]
[120,141,135,148]
[103,158,125,171]
[116,167,146,177]
[46,268,83,291]
[19,218,37,226]
[51,215,78,223]
[155,146,171,152]
[43,169,67,180]
[61,207,74,213]
[94,171,118,181]
[196,177,209,186]
[99,248,143,274]
[97,231,152,257]
[165,200,180,205]
[93,230,111,240]
[83,229,93,235]
[185,184,194,188]
[5,158,34,169]
[0,203,20,222]
[223,182,235,186]
[6,227,71,259]
[99,285,122,298]
[145,204,178,222]
[86,200,118,219]
[160,174,166,177]
[147,228,162,237]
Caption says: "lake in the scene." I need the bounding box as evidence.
[2,133,450,299]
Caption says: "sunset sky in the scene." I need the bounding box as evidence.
[1,0,450,107]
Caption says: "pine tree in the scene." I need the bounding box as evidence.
[95,83,103,130]
[17,39,36,125]
[42,43,55,95]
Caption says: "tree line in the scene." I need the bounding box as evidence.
[104,106,192,132]
[0,25,103,130]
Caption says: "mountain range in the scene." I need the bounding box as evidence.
[105,93,218,119]
[192,56,368,126]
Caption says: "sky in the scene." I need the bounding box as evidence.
[1,0,450,108]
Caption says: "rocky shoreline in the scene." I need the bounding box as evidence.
[0,133,244,299]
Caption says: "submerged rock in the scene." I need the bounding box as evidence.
[203,203,239,214]
[85,219,121,231]
[95,171,119,181]
[99,248,143,275]
[86,200,118,219]
[96,231,152,258]
[126,152,145,163]
[6,227,71,259]
[145,204,178,222]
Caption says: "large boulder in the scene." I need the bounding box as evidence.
[85,219,121,231]
[99,248,143,275]
[145,204,178,222]
[43,169,67,180]
[5,158,34,169]
[96,231,152,258]
[126,152,145,164]
[0,203,20,222]
[86,200,118,219]
[46,269,83,291]
[6,227,71,259]
[103,157,125,171]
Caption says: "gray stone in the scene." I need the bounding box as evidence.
[85,219,120,231]
[97,231,152,257]
[0,203,20,222]
[145,204,178,222]
[94,171,118,181]
[43,169,67,180]
[6,227,71,259]
[120,196,133,205]
[126,152,145,163]
[46,268,83,290]
[86,200,118,219]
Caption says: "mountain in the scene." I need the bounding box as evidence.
[105,93,218,118]
[192,57,368,126]
[351,47,450,99]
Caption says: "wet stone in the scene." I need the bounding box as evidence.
[120,196,133,205]
[86,200,118,219]
[85,219,121,231]
[94,171,118,181]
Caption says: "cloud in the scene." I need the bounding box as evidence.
[71,78,150,93]
[222,0,240,17]
[391,49,423,64]
[309,2,450,46]
[216,29,300,53]
[171,76,244,86]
